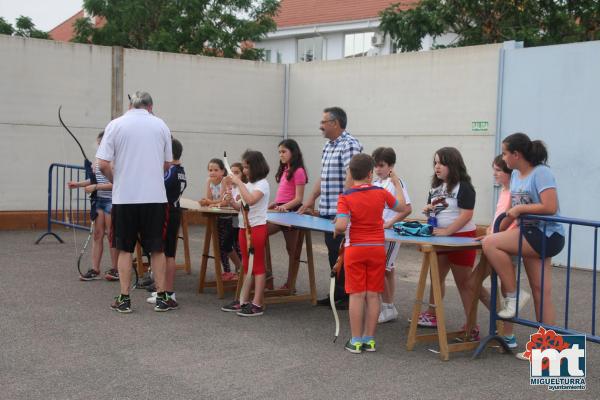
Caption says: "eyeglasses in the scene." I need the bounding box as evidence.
[320,119,336,125]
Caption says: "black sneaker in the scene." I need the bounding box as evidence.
[105,268,120,281]
[237,303,264,317]
[221,300,244,312]
[110,295,131,313]
[344,340,363,354]
[155,294,178,312]
[80,269,101,281]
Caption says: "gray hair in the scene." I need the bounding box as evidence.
[130,91,153,109]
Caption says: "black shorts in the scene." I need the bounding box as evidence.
[111,203,167,253]
[164,207,181,258]
[523,227,565,258]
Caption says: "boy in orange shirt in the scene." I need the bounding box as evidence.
[335,154,408,353]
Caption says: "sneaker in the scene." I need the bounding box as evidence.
[104,268,120,281]
[221,300,244,312]
[456,324,480,342]
[80,269,101,281]
[237,303,264,317]
[417,312,437,328]
[110,295,131,313]
[344,340,363,354]
[147,292,177,304]
[155,294,178,312]
[362,339,376,352]
[498,296,517,319]
[515,351,529,361]
[378,305,399,323]
[503,334,518,349]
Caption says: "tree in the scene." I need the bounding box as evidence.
[72,0,280,60]
[380,0,600,52]
[0,16,50,39]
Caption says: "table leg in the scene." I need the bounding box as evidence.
[198,216,213,293]
[407,250,430,351]
[211,218,225,298]
[429,249,449,361]
[305,231,317,305]
[181,211,191,274]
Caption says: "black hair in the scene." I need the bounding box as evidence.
[372,147,396,166]
[172,138,183,161]
[349,153,375,181]
[242,150,269,183]
[323,106,347,129]
[231,162,247,183]
[503,132,548,166]
[275,139,308,184]
[431,147,473,193]
[208,158,227,176]
[97,131,104,140]
[493,154,512,174]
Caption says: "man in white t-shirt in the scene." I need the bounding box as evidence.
[97,91,173,313]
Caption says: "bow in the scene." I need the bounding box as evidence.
[330,239,345,342]
[58,106,98,221]
[223,152,254,304]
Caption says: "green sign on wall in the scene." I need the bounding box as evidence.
[472,121,489,131]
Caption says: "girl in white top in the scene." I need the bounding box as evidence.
[221,150,270,317]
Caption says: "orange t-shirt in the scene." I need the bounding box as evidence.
[337,184,397,246]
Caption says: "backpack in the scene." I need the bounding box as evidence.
[393,221,433,237]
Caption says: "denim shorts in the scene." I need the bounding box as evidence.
[97,197,112,214]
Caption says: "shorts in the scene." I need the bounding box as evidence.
[96,197,112,214]
[111,203,167,253]
[344,245,386,293]
[384,241,401,271]
[239,224,267,275]
[164,207,181,258]
[437,230,477,267]
[523,227,565,258]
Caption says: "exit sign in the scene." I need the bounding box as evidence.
[472,121,489,131]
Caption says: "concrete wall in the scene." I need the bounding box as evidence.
[500,40,600,269]
[0,35,113,210]
[287,44,502,224]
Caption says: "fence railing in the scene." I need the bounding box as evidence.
[35,163,92,244]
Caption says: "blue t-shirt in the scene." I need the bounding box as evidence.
[510,165,564,237]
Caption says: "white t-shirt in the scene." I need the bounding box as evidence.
[238,179,269,228]
[373,177,411,223]
[427,182,476,233]
[96,109,172,204]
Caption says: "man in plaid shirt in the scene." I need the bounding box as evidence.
[299,107,363,307]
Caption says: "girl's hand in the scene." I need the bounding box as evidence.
[433,227,451,236]
[67,181,78,189]
[423,204,434,214]
[84,184,96,194]
[275,205,288,212]
[200,198,210,207]
[268,202,277,210]
[383,221,394,230]
[506,206,523,219]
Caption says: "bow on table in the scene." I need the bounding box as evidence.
[223,152,254,304]
[330,239,345,342]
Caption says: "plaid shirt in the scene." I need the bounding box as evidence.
[319,131,363,216]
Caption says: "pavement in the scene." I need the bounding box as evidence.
[1,227,598,400]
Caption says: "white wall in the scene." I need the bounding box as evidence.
[287,44,502,224]
[500,40,600,269]
[0,35,112,210]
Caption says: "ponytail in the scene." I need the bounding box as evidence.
[503,132,548,166]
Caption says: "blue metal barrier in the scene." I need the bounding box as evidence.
[35,163,92,244]
[474,213,600,358]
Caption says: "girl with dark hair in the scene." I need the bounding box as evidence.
[268,139,308,290]
[221,150,270,316]
[483,133,564,342]
[417,147,479,340]
[200,158,239,280]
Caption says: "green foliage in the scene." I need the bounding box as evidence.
[0,16,50,39]
[380,0,600,52]
[72,0,280,60]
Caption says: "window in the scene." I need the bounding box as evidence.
[344,32,376,58]
[297,37,323,62]
[264,49,272,62]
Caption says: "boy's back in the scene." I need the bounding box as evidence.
[337,184,397,246]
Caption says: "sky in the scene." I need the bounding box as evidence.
[0,0,83,32]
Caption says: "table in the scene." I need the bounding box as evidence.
[266,212,493,360]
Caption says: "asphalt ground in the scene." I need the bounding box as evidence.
[1,227,598,400]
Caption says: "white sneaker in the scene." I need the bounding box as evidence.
[517,290,531,312]
[146,292,176,304]
[497,296,517,319]
[515,351,528,361]
[378,305,399,323]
